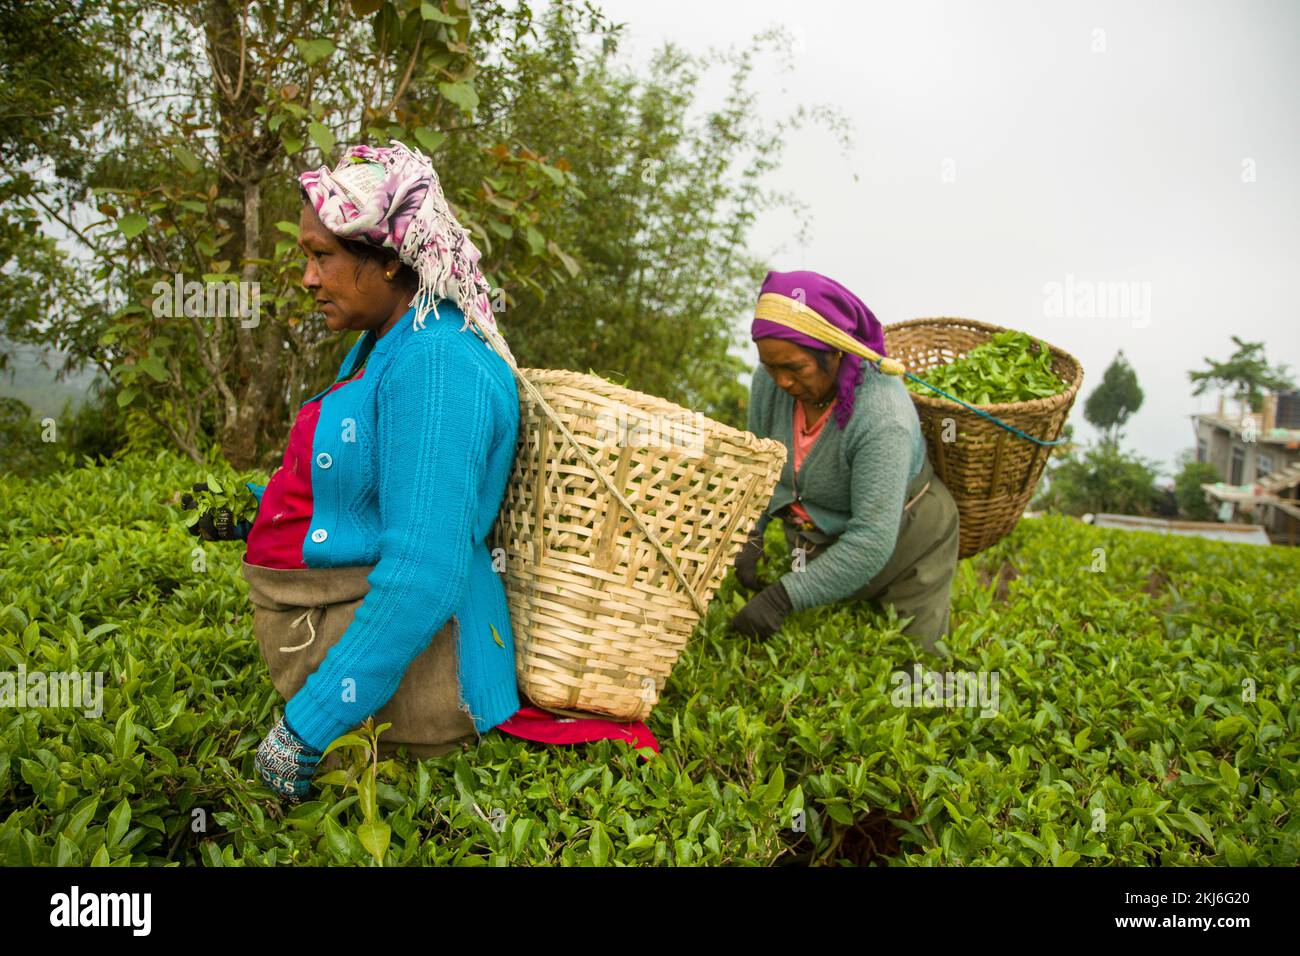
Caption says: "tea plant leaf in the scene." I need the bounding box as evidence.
[587,821,610,866]
[105,799,131,848]
[356,820,391,864]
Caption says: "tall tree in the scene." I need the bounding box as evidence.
[1173,450,1220,521]
[1032,441,1161,517]
[1189,336,1295,418]
[5,0,599,466]
[5,1,837,468]
[0,0,119,376]
[1084,350,1143,445]
[483,28,844,425]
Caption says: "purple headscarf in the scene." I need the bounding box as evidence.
[750,270,887,429]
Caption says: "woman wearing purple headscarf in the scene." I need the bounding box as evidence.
[728,270,960,656]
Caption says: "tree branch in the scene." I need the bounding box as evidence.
[29,193,98,255]
[380,33,423,116]
[232,3,248,101]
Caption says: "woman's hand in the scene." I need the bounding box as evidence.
[180,481,253,541]
[254,715,323,803]
[733,527,766,590]
[728,581,794,640]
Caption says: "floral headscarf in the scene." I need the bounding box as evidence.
[299,139,514,365]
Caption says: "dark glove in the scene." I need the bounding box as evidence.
[733,527,766,591]
[180,481,253,542]
[254,714,322,803]
[728,580,794,640]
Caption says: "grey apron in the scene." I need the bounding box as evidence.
[241,558,478,762]
[779,455,960,653]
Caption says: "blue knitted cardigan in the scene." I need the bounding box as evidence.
[245,301,521,752]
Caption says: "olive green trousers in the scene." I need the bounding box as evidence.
[780,456,960,654]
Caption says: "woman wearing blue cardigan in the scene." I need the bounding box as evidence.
[236,141,523,801]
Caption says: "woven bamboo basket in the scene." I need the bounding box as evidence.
[883,318,1083,559]
[487,369,787,721]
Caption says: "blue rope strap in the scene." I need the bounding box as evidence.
[885,365,1070,448]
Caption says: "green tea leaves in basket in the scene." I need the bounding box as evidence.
[905,330,1066,406]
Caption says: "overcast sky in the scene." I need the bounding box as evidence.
[597,0,1300,474]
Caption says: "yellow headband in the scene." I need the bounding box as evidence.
[753,292,905,376]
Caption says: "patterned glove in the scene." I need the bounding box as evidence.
[733,527,766,591]
[728,581,794,640]
[255,715,322,802]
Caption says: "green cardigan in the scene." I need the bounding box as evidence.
[747,364,926,613]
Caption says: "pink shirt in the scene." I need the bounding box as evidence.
[787,400,833,529]
[245,366,367,569]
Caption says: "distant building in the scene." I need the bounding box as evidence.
[1191,391,1300,544]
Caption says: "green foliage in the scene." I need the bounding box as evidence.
[1084,351,1143,445]
[1174,453,1222,522]
[0,0,123,373]
[1033,441,1162,517]
[0,0,114,173]
[2,452,1297,866]
[2,0,613,466]
[0,398,59,479]
[316,719,394,866]
[1189,336,1295,415]
[0,380,134,479]
[906,331,1066,407]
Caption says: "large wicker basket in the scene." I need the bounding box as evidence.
[488,369,787,721]
[883,318,1083,558]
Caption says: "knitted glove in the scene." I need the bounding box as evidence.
[180,482,254,542]
[728,581,794,640]
[733,527,766,591]
[254,715,323,803]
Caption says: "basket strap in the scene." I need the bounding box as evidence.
[465,310,710,618]
[902,371,1070,447]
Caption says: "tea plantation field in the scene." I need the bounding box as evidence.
[1,451,1297,865]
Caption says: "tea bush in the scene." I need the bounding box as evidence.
[1,451,1296,865]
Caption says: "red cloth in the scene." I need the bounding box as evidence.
[495,706,659,754]
[245,370,365,569]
